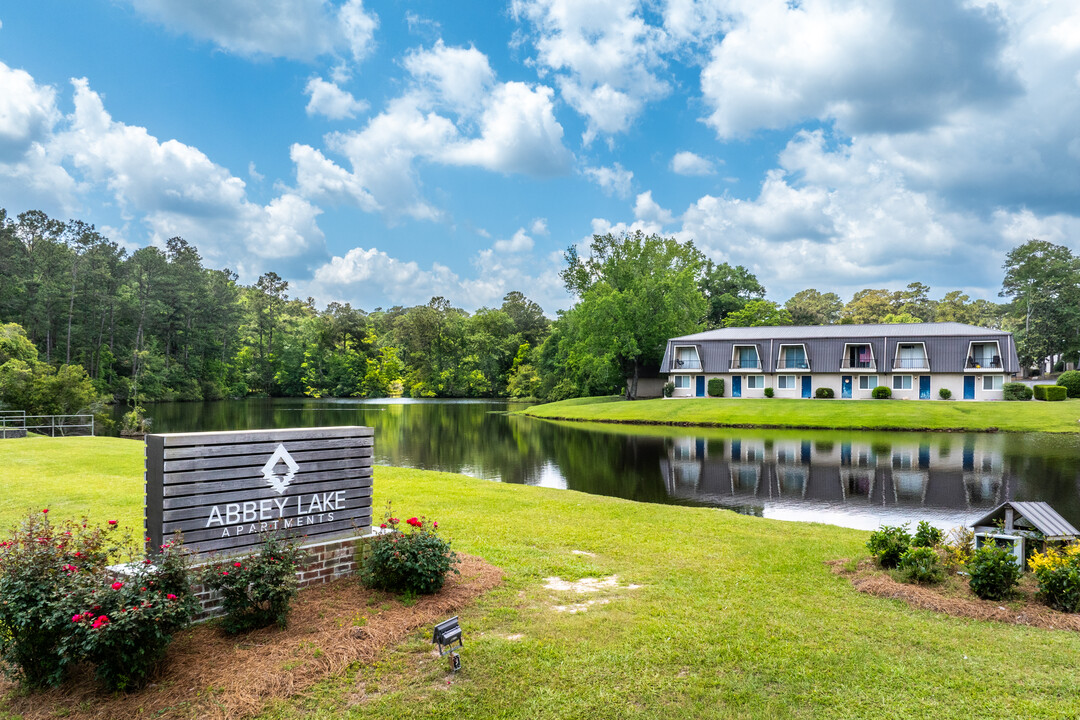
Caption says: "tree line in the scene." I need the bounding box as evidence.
[1,207,1076,414]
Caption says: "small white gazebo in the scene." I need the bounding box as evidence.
[971,501,1079,569]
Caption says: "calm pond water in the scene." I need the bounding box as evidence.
[122,398,1080,532]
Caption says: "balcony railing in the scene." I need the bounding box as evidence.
[840,359,877,370]
[776,359,810,370]
[674,359,701,369]
[893,358,930,370]
[730,359,761,370]
[966,356,1001,369]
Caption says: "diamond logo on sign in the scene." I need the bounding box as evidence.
[262,444,299,494]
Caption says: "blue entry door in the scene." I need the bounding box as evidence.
[963,376,975,400]
[732,376,742,398]
[919,375,931,400]
[842,376,852,399]
[801,375,812,398]
[695,375,706,397]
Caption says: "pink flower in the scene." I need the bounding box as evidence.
[91,615,109,629]
[167,593,177,600]
[107,520,117,525]
[233,561,242,567]
[221,571,229,576]
[111,581,123,590]
[42,509,48,515]
[380,523,387,529]
[434,522,438,529]
[72,614,81,623]
[407,517,422,528]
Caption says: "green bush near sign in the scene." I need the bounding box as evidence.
[201,535,302,633]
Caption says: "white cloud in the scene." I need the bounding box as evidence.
[441,82,572,176]
[291,42,572,219]
[633,191,674,226]
[248,161,264,182]
[494,228,534,253]
[582,163,632,198]
[304,77,368,120]
[512,0,669,143]
[700,0,1019,138]
[670,151,716,176]
[127,0,378,61]
[404,40,495,115]
[0,62,60,161]
[531,217,549,235]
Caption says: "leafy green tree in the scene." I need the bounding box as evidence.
[722,300,793,327]
[500,291,550,347]
[1000,239,1080,370]
[561,231,707,399]
[784,289,842,325]
[842,289,896,324]
[698,261,766,328]
[881,312,922,324]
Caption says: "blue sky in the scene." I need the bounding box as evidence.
[1,0,1078,314]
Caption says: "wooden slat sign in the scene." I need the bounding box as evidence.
[145,426,373,557]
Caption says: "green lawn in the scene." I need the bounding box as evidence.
[521,395,1080,433]
[6,437,1080,718]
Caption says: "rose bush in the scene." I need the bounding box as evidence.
[361,503,458,595]
[201,535,303,634]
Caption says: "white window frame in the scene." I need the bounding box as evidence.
[983,375,1003,391]
[673,345,702,370]
[777,344,810,371]
[858,375,879,390]
[777,375,797,390]
[730,344,762,371]
[966,341,1002,371]
[674,375,691,389]
[893,375,913,390]
[841,342,877,371]
[893,342,929,371]
[746,375,764,389]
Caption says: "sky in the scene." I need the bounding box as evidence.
[1,0,1078,315]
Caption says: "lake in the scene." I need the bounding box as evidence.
[121,398,1080,532]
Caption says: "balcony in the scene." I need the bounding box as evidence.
[966,356,1001,369]
[840,358,877,371]
[674,358,701,370]
[730,358,762,370]
[893,357,930,370]
[776,358,810,370]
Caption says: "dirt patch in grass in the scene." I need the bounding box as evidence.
[830,558,1080,631]
[0,554,501,720]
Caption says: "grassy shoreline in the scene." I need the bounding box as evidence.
[7,437,1080,718]
[520,395,1080,433]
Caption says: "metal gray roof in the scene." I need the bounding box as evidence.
[971,501,1080,540]
[660,322,1019,374]
[671,322,1008,342]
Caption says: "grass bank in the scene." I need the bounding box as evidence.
[521,395,1080,433]
[6,437,1080,718]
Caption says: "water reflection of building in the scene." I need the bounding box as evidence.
[659,435,1006,525]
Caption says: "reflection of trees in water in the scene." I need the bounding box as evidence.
[134,400,1080,526]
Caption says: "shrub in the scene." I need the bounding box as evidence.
[1033,384,1067,401]
[867,524,911,569]
[912,520,943,548]
[763,387,774,398]
[361,505,459,596]
[202,535,303,634]
[707,378,724,397]
[967,543,1021,600]
[1002,382,1033,401]
[62,538,197,691]
[0,510,125,688]
[938,387,952,400]
[898,546,945,584]
[1057,370,1080,398]
[943,526,975,566]
[1029,544,1080,612]
[814,387,834,399]
[871,385,892,399]
[662,382,674,398]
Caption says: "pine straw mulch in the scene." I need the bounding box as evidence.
[0,553,502,720]
[829,557,1080,631]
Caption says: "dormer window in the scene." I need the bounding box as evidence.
[967,342,1001,370]
[777,344,809,370]
[894,343,929,370]
[841,343,876,370]
[674,346,701,369]
[731,345,761,370]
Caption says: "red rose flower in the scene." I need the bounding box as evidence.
[111,581,123,590]
[167,593,177,600]
[108,520,117,525]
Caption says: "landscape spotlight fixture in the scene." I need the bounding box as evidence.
[432,615,463,672]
